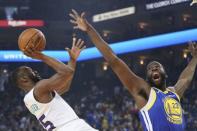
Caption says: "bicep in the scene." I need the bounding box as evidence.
[174,78,190,98]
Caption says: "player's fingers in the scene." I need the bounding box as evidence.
[25,43,35,52]
[81,45,86,50]
[25,46,32,52]
[28,48,34,53]
[23,51,31,57]
[65,47,71,54]
[76,39,82,47]
[72,9,79,17]
[81,12,86,19]
[78,40,85,49]
[70,19,77,24]
[69,13,77,20]
[65,47,70,51]
[72,37,77,47]
[73,26,79,30]
[25,49,33,56]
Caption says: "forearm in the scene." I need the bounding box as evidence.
[86,23,117,63]
[175,57,197,97]
[179,57,197,80]
[41,55,73,74]
[68,58,76,70]
[65,58,76,87]
[57,59,76,95]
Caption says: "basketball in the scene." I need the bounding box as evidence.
[18,28,46,51]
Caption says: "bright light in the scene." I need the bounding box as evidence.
[103,62,108,71]
[3,69,7,73]
[0,28,197,62]
[140,59,144,65]
[183,52,187,58]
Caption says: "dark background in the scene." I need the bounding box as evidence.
[0,0,197,131]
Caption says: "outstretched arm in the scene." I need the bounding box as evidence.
[69,10,150,108]
[57,38,86,95]
[174,42,197,98]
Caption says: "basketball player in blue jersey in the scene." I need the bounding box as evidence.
[11,38,99,131]
[69,9,197,131]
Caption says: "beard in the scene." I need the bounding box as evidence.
[147,72,166,90]
[29,71,42,83]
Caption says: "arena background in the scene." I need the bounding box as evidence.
[0,0,197,130]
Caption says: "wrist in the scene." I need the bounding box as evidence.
[68,58,76,69]
[39,54,48,61]
[70,58,77,64]
[86,23,92,33]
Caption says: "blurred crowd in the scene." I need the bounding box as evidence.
[0,65,196,131]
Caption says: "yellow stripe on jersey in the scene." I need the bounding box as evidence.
[141,88,157,111]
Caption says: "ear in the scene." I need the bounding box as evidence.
[19,75,29,83]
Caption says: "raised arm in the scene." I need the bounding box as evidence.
[24,49,73,94]
[69,10,150,108]
[174,42,197,98]
[56,38,86,95]
[24,38,85,96]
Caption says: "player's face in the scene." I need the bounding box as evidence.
[18,66,41,87]
[26,67,42,83]
[147,62,166,88]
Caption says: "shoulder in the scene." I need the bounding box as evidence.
[167,86,181,101]
[24,88,34,103]
[167,86,176,92]
[34,80,56,103]
[34,79,51,95]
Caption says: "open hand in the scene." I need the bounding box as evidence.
[65,38,86,61]
[188,41,197,58]
[69,9,89,31]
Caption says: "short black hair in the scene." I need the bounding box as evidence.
[10,66,29,87]
[147,61,163,71]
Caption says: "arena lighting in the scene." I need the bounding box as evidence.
[0,28,197,62]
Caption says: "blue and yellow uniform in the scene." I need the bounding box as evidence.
[139,87,185,131]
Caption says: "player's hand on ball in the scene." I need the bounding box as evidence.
[23,45,44,60]
[69,9,89,31]
[65,38,86,61]
[188,41,197,58]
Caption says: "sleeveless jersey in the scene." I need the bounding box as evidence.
[24,89,79,131]
[139,87,185,131]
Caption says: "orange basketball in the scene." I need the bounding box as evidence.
[18,28,46,51]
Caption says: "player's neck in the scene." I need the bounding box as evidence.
[23,82,35,93]
[156,84,166,92]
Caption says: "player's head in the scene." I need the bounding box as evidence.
[146,61,167,90]
[11,66,42,91]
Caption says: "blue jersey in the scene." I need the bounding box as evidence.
[139,87,185,131]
